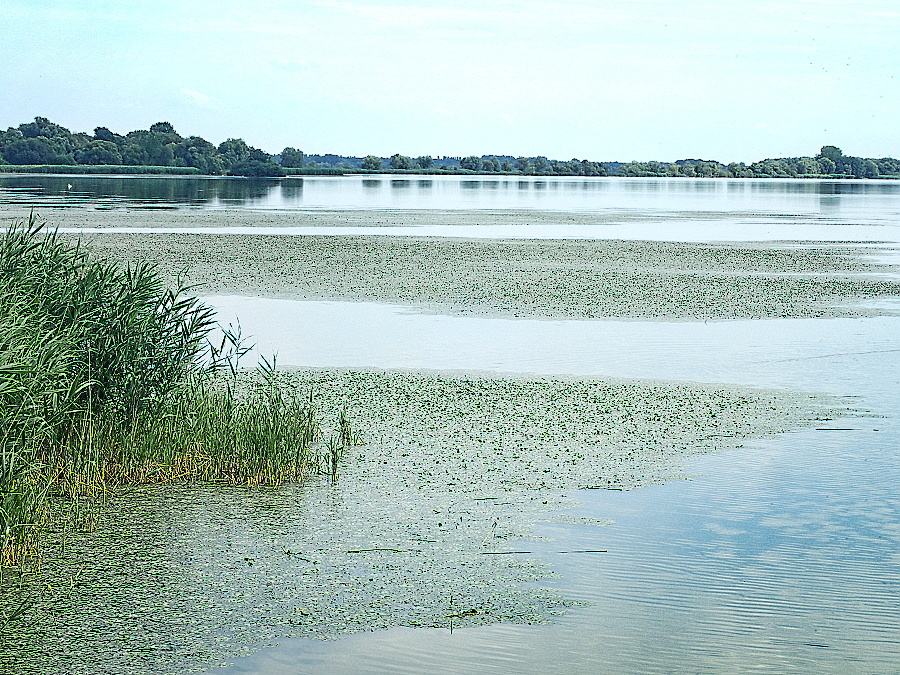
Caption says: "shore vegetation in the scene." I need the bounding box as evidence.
[0,214,337,566]
[1,117,897,179]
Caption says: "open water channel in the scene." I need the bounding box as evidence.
[2,175,899,672]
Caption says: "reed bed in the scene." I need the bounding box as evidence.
[0,214,334,565]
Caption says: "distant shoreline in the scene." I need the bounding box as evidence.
[0,165,898,179]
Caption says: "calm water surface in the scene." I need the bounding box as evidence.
[6,174,900,242]
[2,174,900,220]
[211,299,900,673]
[6,175,897,671]
[7,174,900,243]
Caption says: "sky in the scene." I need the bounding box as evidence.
[1,0,898,162]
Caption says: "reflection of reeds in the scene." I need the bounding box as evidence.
[0,214,331,566]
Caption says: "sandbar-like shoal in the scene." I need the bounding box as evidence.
[74,230,900,320]
[0,204,796,229]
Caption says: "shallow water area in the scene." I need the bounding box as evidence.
[53,219,900,243]
[205,298,900,673]
[221,418,900,674]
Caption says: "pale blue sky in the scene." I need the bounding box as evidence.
[2,0,898,162]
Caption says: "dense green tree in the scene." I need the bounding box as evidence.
[149,121,177,135]
[582,160,606,176]
[515,157,532,173]
[415,155,434,169]
[2,138,67,164]
[727,162,752,178]
[121,142,150,166]
[695,161,727,177]
[18,116,75,147]
[0,128,23,149]
[618,161,669,177]
[533,156,549,174]
[390,153,413,170]
[228,159,285,177]
[818,157,836,175]
[749,159,791,177]
[280,147,306,168]
[819,145,843,163]
[126,130,176,166]
[248,148,273,162]
[175,136,224,174]
[841,157,879,178]
[11,116,79,160]
[74,140,123,165]
[875,157,900,176]
[361,155,382,170]
[460,156,482,171]
[793,157,821,176]
[93,126,122,144]
[216,138,251,167]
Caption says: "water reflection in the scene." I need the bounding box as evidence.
[2,175,900,221]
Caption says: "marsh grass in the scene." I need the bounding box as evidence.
[0,213,336,566]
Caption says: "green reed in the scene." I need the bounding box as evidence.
[0,214,336,565]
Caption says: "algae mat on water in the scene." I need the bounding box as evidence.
[0,369,843,674]
[71,232,900,320]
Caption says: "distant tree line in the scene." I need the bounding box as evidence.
[615,147,897,179]
[1,118,898,179]
[287,147,900,179]
[0,117,286,176]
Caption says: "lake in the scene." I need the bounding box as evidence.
[2,175,898,673]
[4,174,900,244]
[1,173,900,219]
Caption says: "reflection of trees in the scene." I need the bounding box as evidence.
[278,181,304,202]
[210,179,273,203]
[2,174,897,213]
[0,176,283,207]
